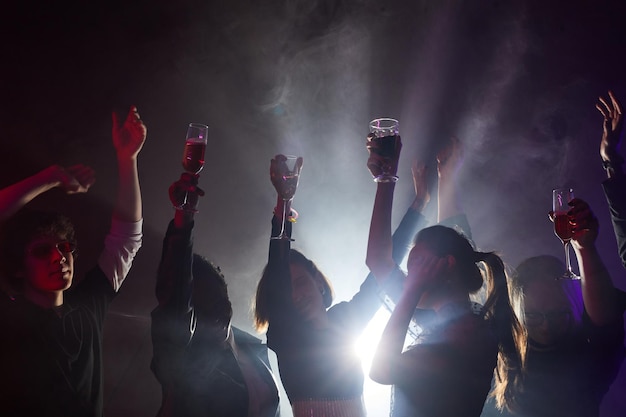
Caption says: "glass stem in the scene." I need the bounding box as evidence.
[278,199,287,239]
[564,241,573,275]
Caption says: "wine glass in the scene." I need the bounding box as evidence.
[368,118,401,182]
[271,155,302,241]
[552,188,580,280]
[179,123,208,209]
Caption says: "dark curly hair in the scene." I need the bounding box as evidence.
[0,208,76,291]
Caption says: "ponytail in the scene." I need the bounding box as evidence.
[476,251,527,412]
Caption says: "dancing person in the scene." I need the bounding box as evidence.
[0,106,146,416]
[253,142,430,417]
[367,137,526,417]
[151,173,281,417]
[596,90,626,268]
[383,136,476,341]
[481,198,624,417]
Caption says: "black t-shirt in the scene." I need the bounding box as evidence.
[0,268,115,417]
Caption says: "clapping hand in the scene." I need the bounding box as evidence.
[437,136,464,180]
[411,161,430,211]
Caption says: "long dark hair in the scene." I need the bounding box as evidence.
[493,255,584,412]
[415,226,526,411]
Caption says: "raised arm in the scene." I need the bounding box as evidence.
[370,249,448,384]
[151,173,203,390]
[255,155,303,332]
[98,106,146,291]
[390,162,431,263]
[596,91,624,180]
[0,164,94,222]
[365,134,402,283]
[569,198,620,325]
[596,91,626,268]
[111,105,146,223]
[437,136,465,224]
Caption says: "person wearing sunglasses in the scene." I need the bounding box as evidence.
[481,199,624,417]
[0,106,146,417]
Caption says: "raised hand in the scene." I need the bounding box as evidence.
[411,161,430,211]
[270,154,303,201]
[63,164,96,193]
[169,172,205,211]
[40,164,95,194]
[406,247,450,295]
[596,91,623,164]
[436,136,464,180]
[112,105,147,160]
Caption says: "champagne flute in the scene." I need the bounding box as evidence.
[179,123,208,209]
[271,155,302,241]
[552,188,580,280]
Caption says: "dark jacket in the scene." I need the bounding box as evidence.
[151,220,280,417]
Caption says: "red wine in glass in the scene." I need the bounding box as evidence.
[182,139,206,174]
[177,123,208,209]
[552,188,579,279]
[553,214,572,242]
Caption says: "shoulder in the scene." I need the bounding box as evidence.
[233,327,265,346]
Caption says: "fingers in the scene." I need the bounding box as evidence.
[169,174,204,207]
[597,92,621,120]
[609,90,622,115]
[111,111,120,132]
[66,164,96,189]
[567,198,598,238]
[295,157,304,174]
[595,102,609,119]
[598,96,611,116]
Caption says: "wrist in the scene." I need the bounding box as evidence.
[374,175,399,183]
[602,159,624,178]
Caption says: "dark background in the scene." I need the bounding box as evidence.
[2,0,626,415]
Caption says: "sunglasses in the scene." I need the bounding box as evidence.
[27,241,77,259]
[524,310,571,328]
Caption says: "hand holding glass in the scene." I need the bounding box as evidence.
[272,155,302,241]
[552,188,579,279]
[179,123,208,209]
[368,118,401,183]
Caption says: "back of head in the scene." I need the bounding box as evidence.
[0,208,76,291]
[192,253,232,317]
[414,225,483,294]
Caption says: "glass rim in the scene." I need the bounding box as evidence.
[188,123,209,129]
[369,117,399,126]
